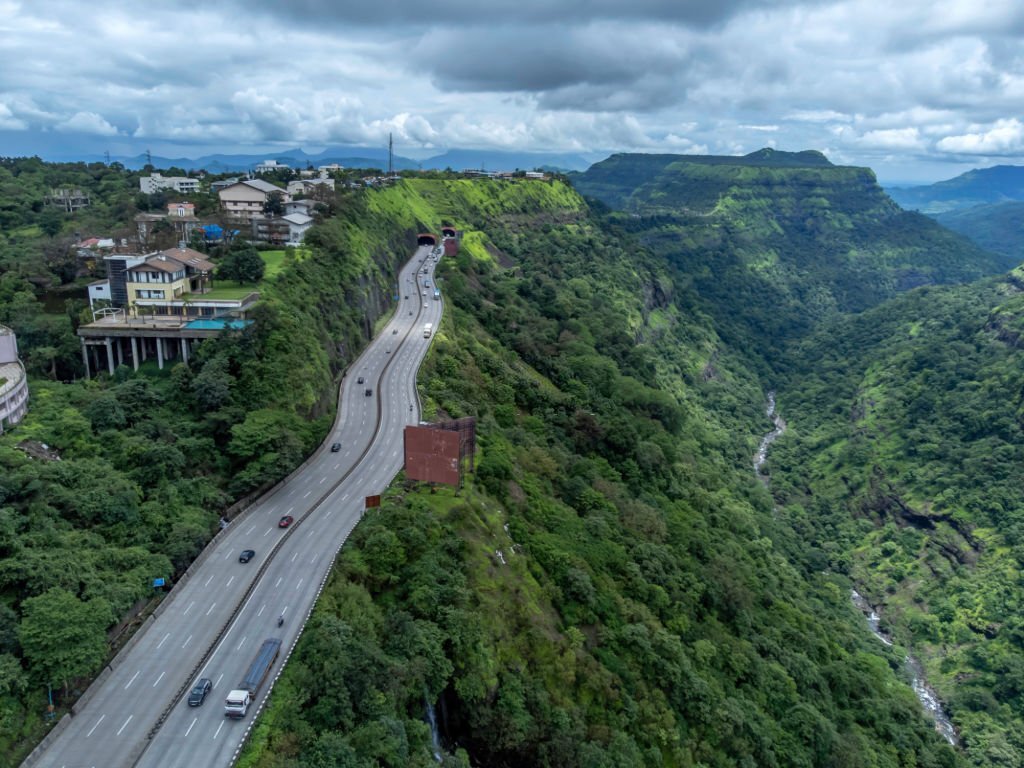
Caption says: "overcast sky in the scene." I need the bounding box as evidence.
[2,0,1023,182]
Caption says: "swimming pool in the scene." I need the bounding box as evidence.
[184,318,252,330]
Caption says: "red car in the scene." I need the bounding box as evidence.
[278,515,294,528]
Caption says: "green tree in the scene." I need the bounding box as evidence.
[263,191,285,217]
[19,588,112,695]
[218,240,265,284]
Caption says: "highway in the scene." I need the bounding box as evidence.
[28,244,444,768]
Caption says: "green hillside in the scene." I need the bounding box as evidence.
[934,201,1024,261]
[238,179,959,767]
[769,273,1024,764]
[573,152,1014,364]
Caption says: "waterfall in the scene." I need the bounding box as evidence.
[425,691,443,763]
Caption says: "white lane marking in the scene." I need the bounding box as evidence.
[86,715,105,737]
[124,670,140,690]
[295,578,304,590]
[291,552,298,562]
[246,524,256,534]
[342,493,349,501]
[215,673,224,688]
[320,476,326,484]
[236,636,247,651]
[204,574,214,587]
[257,603,265,617]
[275,577,283,587]
[310,553,318,563]
[334,462,340,469]
[263,527,273,537]
[183,601,195,615]
[156,633,170,650]
[214,721,225,739]
[287,506,294,514]
[181,635,193,649]
[303,490,311,498]
[223,550,231,560]
[206,602,217,616]
[306,529,315,538]
[185,717,198,737]
[116,715,133,736]
[152,671,166,687]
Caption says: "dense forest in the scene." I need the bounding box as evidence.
[770,273,1024,763]
[236,179,963,766]
[0,153,1016,766]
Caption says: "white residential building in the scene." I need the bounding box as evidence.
[282,212,314,245]
[218,179,291,222]
[255,159,290,174]
[0,325,29,433]
[140,173,201,195]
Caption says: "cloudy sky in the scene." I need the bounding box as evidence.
[2,0,1023,182]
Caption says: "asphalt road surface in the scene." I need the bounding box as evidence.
[29,244,443,768]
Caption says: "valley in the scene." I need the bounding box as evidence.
[0,153,1021,767]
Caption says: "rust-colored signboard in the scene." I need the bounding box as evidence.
[365,494,381,509]
[405,425,461,486]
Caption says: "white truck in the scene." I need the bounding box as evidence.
[423,322,433,339]
[224,638,281,718]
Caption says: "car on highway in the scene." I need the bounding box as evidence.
[392,328,398,334]
[188,678,212,706]
[357,376,364,384]
[278,515,294,528]
[239,549,255,563]
[385,348,391,354]
[365,388,373,396]
[404,295,408,299]
[331,442,342,452]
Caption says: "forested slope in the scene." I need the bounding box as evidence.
[768,272,1024,765]
[573,153,1014,365]
[0,180,425,763]
[240,179,959,767]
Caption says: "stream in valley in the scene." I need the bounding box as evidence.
[755,394,958,747]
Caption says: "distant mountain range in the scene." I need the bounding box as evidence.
[884,165,1024,264]
[887,165,1024,213]
[31,144,600,174]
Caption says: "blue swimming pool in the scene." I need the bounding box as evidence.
[184,318,252,330]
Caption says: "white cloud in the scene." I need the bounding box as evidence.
[0,0,1023,177]
[857,127,925,150]
[0,102,26,130]
[56,111,119,135]
[937,118,1024,154]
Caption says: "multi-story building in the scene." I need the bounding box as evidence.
[88,246,219,316]
[45,188,91,212]
[139,173,201,195]
[255,159,289,174]
[0,325,29,434]
[218,179,290,223]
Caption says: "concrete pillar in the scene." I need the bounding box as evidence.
[180,337,190,365]
[141,338,148,362]
[105,337,115,375]
[130,337,140,371]
[156,337,164,370]
[115,338,124,367]
[81,338,90,380]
